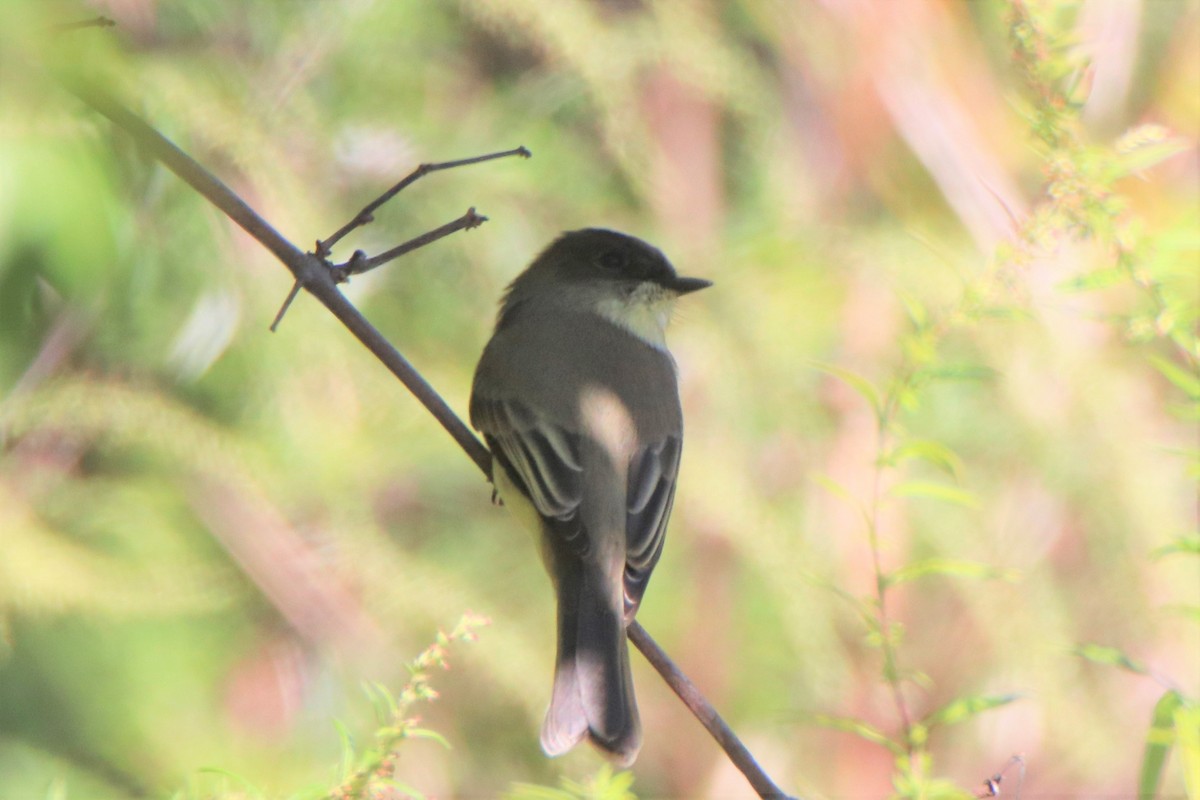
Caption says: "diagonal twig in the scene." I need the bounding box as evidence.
[316,146,530,258]
[332,207,487,279]
[629,622,793,798]
[274,148,518,331]
[58,73,794,800]
[272,208,487,333]
[269,280,304,333]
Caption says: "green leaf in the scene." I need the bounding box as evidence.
[1159,604,1200,623]
[333,719,356,779]
[194,768,266,799]
[899,292,929,329]
[1169,401,1200,422]
[504,768,636,800]
[903,328,940,369]
[569,766,637,800]
[811,361,883,418]
[1058,266,1128,292]
[864,618,905,650]
[1111,125,1190,178]
[891,480,979,508]
[1075,643,1148,675]
[923,693,1021,729]
[504,785,574,800]
[807,713,904,755]
[406,727,450,749]
[363,680,400,720]
[1176,705,1200,799]
[917,364,996,382]
[895,382,921,412]
[1152,535,1200,558]
[904,669,935,692]
[885,439,965,480]
[891,751,977,799]
[908,721,929,749]
[43,779,67,800]
[1150,355,1200,400]
[1138,690,1184,799]
[810,471,859,508]
[885,559,1019,587]
[602,768,637,798]
[978,305,1035,322]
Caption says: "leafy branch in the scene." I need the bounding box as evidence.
[327,613,490,800]
[1006,4,1198,797]
[1007,0,1197,374]
[810,1,1193,794]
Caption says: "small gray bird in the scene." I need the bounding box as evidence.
[470,228,710,765]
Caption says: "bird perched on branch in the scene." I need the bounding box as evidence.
[470,228,710,765]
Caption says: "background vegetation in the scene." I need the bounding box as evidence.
[1,1,1197,797]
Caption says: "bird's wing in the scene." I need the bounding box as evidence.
[472,396,586,545]
[622,435,681,616]
[473,395,681,614]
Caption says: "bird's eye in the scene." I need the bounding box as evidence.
[596,249,626,271]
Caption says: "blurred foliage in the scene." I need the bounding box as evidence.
[505,766,637,800]
[1,0,1197,798]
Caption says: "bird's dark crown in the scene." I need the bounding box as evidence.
[521,228,679,289]
[496,230,710,330]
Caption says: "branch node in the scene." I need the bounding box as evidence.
[331,250,369,283]
[336,209,488,278]
[465,207,487,229]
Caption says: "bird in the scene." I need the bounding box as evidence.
[469,228,710,765]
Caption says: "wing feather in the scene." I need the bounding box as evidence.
[474,397,584,524]
[474,395,681,614]
[622,436,681,614]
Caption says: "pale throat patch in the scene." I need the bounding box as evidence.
[594,283,675,350]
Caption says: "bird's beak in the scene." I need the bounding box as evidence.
[665,275,713,295]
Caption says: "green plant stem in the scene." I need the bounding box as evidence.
[868,382,915,764]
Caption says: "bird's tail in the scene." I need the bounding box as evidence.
[540,559,641,766]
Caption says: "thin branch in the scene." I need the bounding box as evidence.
[269,208,485,331]
[317,146,531,257]
[628,622,795,799]
[57,73,491,476]
[332,207,487,279]
[59,75,792,799]
[269,280,303,332]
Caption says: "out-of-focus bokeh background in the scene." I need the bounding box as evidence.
[1,1,1197,798]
